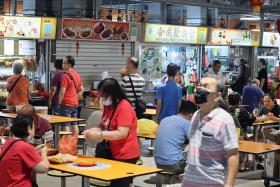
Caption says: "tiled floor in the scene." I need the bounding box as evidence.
[37,139,280,187]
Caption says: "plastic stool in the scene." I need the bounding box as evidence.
[156,170,179,187]
[47,170,75,187]
[90,178,110,187]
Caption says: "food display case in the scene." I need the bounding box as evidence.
[204,28,261,82]
[139,23,207,88]
[0,16,57,106]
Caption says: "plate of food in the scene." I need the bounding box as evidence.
[48,153,77,164]
[62,27,77,39]
[75,161,97,167]
[79,28,92,39]
[93,22,105,35]
[100,29,113,40]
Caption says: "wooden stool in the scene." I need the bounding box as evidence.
[156,170,179,187]
[90,179,110,187]
[47,170,75,187]
[78,124,86,130]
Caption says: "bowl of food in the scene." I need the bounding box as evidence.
[62,27,77,39]
[93,22,105,34]
[120,32,128,40]
[79,28,92,39]
[48,153,77,164]
[100,29,113,40]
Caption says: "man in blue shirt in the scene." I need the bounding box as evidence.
[155,100,197,174]
[241,79,264,113]
[156,63,182,121]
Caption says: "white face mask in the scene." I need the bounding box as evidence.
[101,97,112,106]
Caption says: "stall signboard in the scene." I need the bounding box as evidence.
[198,27,208,44]
[3,16,41,39]
[262,32,280,47]
[144,23,199,44]
[210,28,260,46]
[41,17,57,39]
[61,18,130,41]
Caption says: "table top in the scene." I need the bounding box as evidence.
[0,112,85,124]
[84,106,157,116]
[253,120,279,126]
[137,134,156,140]
[144,108,156,116]
[239,140,280,154]
[49,157,161,181]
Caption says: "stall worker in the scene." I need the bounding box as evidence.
[182,76,239,187]
[155,100,197,174]
[0,115,49,187]
[257,58,268,93]
[59,55,84,135]
[156,63,182,122]
[204,60,227,84]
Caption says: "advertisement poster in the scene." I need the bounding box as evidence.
[198,27,208,44]
[144,23,199,44]
[262,32,280,47]
[3,16,41,39]
[210,28,258,46]
[41,17,57,39]
[130,23,141,42]
[61,18,130,41]
[18,40,36,55]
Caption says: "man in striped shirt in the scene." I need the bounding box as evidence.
[182,76,239,187]
[120,57,145,110]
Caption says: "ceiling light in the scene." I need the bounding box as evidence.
[240,17,260,21]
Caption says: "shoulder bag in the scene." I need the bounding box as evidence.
[128,76,146,117]
[95,102,119,159]
[0,139,22,161]
[7,75,22,93]
[65,72,78,92]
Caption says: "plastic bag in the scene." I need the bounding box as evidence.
[59,135,78,155]
[137,119,158,136]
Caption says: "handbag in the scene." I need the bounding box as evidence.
[95,102,119,159]
[128,76,146,117]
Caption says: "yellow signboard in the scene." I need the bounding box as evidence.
[144,23,199,44]
[41,17,57,39]
[198,27,208,44]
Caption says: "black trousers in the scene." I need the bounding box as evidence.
[110,157,139,187]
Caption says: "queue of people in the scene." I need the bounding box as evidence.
[1,54,280,187]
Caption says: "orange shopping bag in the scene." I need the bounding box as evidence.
[59,135,78,155]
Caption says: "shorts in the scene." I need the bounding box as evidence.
[60,105,78,126]
[51,106,61,116]
[156,159,186,174]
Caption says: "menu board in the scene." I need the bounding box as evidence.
[3,16,41,39]
[18,40,36,55]
[210,28,260,46]
[61,18,130,41]
[144,23,198,44]
[262,32,280,47]
[4,40,14,55]
[41,17,57,39]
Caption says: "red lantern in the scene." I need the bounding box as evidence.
[76,41,80,57]
[250,0,264,13]
[276,20,280,34]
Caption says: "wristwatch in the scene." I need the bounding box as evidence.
[97,131,102,142]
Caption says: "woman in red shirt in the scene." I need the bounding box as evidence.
[83,78,139,187]
[0,115,49,187]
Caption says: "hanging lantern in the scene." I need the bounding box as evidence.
[276,20,280,34]
[121,43,125,56]
[76,41,80,57]
[250,0,264,13]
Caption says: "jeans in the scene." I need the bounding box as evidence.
[156,159,186,174]
[60,105,78,126]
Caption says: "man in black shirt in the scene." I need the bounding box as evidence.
[257,59,268,93]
